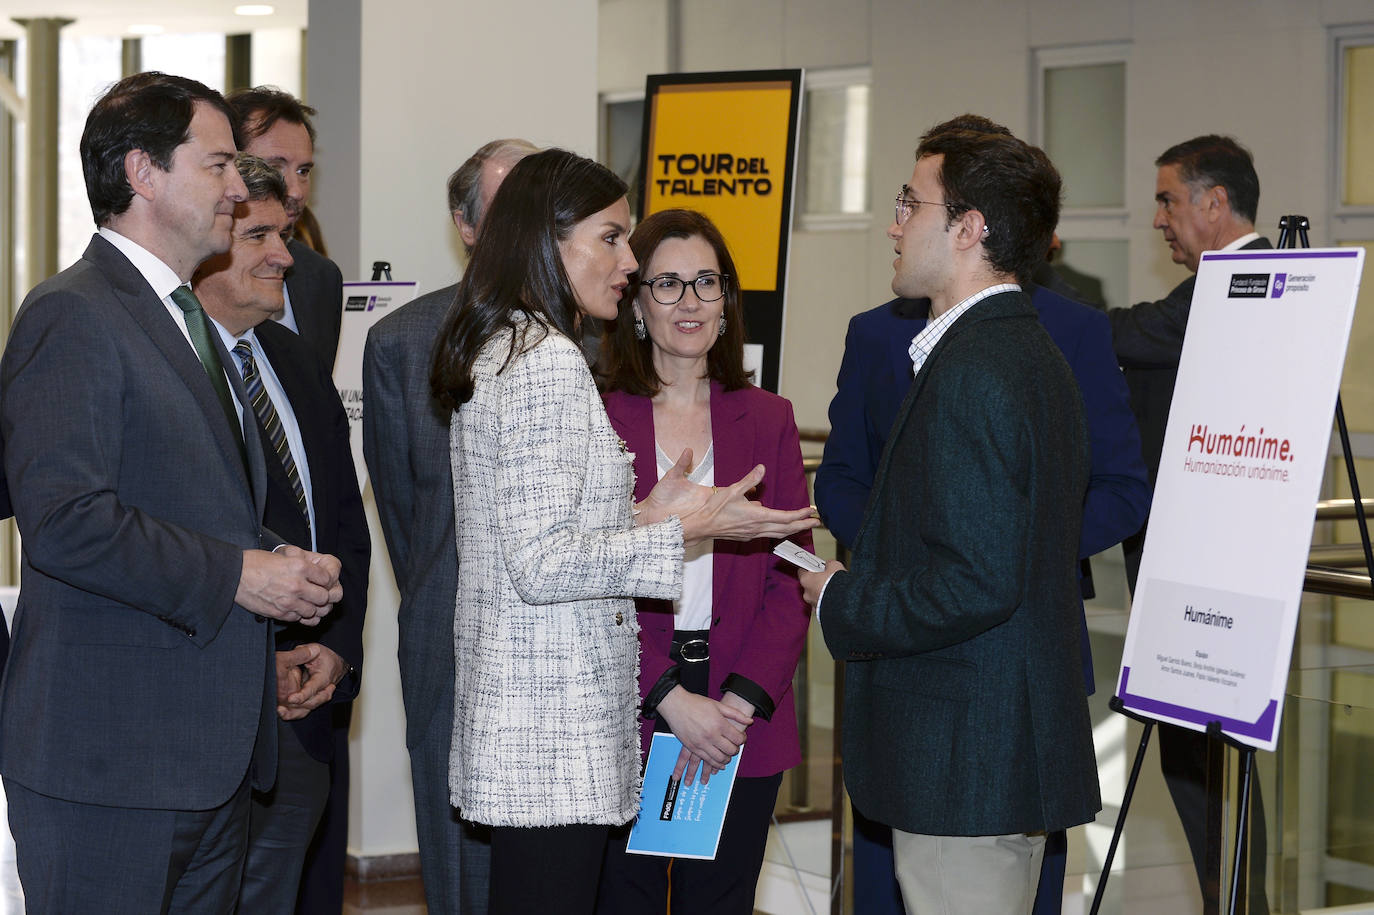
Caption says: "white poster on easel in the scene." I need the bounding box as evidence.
[333,280,418,488]
[1117,247,1365,751]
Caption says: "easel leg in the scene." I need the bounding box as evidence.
[1227,749,1256,915]
[1205,727,1225,915]
[1090,704,1156,915]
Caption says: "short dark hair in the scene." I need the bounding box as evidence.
[227,85,317,145]
[81,71,238,226]
[1155,135,1259,224]
[601,208,752,397]
[914,128,1062,286]
[925,113,1012,138]
[235,153,287,205]
[446,138,540,229]
[431,148,627,409]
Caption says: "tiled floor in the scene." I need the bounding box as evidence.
[343,873,425,914]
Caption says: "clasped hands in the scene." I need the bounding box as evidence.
[636,448,820,545]
[237,544,343,625]
[657,686,755,786]
[276,642,350,720]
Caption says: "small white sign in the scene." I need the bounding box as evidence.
[333,281,418,489]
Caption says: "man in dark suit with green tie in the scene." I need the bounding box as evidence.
[800,126,1101,913]
[0,72,343,913]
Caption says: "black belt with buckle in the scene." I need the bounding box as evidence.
[671,630,710,663]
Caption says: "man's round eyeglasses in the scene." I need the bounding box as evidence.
[894,185,961,225]
[642,273,731,306]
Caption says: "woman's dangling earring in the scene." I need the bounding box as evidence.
[717,315,727,337]
[634,313,646,341]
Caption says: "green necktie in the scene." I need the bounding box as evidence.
[169,286,246,459]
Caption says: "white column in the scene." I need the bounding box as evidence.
[307,0,598,863]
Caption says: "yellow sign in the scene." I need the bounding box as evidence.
[643,80,797,292]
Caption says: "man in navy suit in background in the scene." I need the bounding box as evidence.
[813,115,1150,915]
[227,87,359,913]
[228,87,344,373]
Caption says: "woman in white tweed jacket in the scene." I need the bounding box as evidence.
[429,149,817,914]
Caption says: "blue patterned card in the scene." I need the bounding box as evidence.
[626,733,741,859]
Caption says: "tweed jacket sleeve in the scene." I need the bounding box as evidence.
[484,332,682,604]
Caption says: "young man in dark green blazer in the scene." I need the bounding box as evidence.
[801,125,1101,913]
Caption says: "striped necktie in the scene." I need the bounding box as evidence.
[233,339,311,541]
[169,285,245,458]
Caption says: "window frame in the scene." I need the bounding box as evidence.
[797,65,871,233]
[1331,25,1374,242]
[1030,41,1130,223]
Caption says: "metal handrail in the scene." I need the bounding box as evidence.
[1307,545,1374,567]
[1314,498,1374,521]
[1304,565,1373,599]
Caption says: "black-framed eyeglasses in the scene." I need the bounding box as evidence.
[642,273,731,306]
[894,184,962,225]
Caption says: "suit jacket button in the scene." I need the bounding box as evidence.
[615,612,624,626]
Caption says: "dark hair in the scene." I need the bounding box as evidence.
[430,148,627,410]
[601,208,752,396]
[1155,134,1259,224]
[235,153,287,205]
[925,113,1012,138]
[227,85,317,144]
[81,71,238,226]
[914,128,1062,286]
[447,138,540,235]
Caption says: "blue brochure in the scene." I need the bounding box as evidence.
[626,732,741,860]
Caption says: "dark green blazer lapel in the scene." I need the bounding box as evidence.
[853,291,1034,554]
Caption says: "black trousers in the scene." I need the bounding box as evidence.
[597,773,781,914]
[240,718,330,911]
[488,823,609,915]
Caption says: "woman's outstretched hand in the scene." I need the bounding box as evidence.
[636,448,709,527]
[636,450,819,546]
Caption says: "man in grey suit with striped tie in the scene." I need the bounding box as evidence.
[193,154,370,911]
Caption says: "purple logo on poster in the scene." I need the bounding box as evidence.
[1271,273,1287,298]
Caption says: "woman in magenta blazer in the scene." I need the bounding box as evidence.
[597,209,813,913]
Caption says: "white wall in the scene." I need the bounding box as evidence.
[249,27,303,97]
[601,0,1374,430]
[308,0,599,859]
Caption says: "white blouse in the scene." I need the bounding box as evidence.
[656,442,715,631]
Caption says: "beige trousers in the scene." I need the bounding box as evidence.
[892,829,1047,914]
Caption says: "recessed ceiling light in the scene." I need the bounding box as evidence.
[234,4,275,14]
[127,23,165,35]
